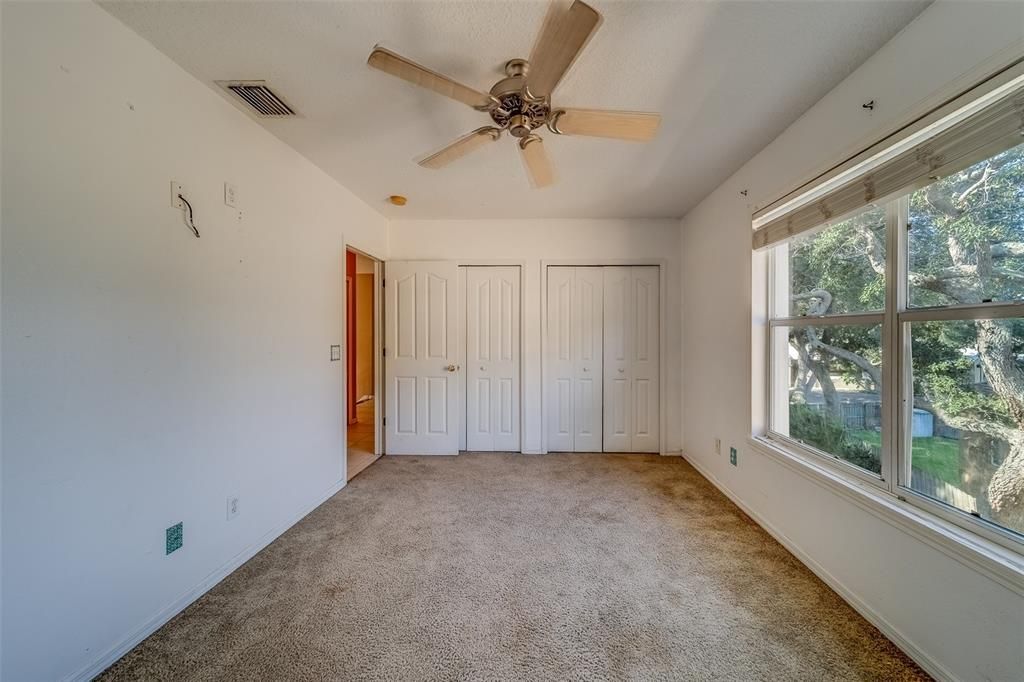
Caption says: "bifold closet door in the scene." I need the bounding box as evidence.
[603,266,659,453]
[547,267,603,452]
[466,267,520,451]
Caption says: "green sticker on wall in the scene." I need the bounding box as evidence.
[166,522,183,555]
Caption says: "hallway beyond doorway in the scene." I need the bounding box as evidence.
[347,398,379,480]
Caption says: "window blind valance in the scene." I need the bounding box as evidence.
[752,61,1024,251]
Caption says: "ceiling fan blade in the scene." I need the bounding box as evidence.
[367,46,492,109]
[552,108,661,141]
[526,0,602,99]
[418,127,502,169]
[519,136,555,189]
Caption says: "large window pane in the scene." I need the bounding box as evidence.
[909,141,1024,308]
[787,205,886,316]
[907,318,1024,536]
[775,324,883,474]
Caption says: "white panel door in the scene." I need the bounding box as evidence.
[603,267,632,452]
[546,267,604,452]
[466,266,520,451]
[384,260,459,455]
[603,266,660,453]
[630,266,660,453]
[546,266,576,452]
[573,267,604,452]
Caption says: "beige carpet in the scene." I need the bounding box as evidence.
[101,454,927,681]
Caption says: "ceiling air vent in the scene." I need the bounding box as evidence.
[217,81,296,118]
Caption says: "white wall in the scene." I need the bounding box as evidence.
[680,2,1024,680]
[388,219,682,455]
[1,2,387,680]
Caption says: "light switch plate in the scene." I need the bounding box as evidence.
[224,182,238,208]
[330,344,341,361]
[729,447,738,466]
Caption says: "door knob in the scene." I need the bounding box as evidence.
[445,364,458,372]
[582,367,589,372]
[618,368,625,373]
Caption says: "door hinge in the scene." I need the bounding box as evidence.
[383,417,386,426]
[383,347,387,357]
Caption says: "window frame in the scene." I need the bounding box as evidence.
[764,193,1024,554]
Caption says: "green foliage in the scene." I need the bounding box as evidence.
[790,143,1024,441]
[789,404,881,474]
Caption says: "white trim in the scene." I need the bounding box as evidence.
[540,259,669,455]
[65,478,348,682]
[680,451,957,682]
[769,312,884,327]
[898,301,1024,322]
[747,436,1024,596]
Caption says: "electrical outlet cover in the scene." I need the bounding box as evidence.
[729,447,738,466]
[166,522,183,554]
[715,438,721,454]
[170,181,184,209]
[227,496,239,520]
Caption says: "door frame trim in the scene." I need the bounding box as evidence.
[540,259,669,455]
[459,263,525,453]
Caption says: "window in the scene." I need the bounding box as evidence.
[757,67,1024,550]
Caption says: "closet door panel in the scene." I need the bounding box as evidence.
[491,267,520,451]
[467,266,520,451]
[573,267,604,452]
[603,266,631,452]
[546,267,575,452]
[631,266,660,453]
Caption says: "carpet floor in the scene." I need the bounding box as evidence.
[101,454,927,681]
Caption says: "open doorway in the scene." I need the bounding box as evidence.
[346,248,381,480]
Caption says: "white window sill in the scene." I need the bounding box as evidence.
[747,435,1024,596]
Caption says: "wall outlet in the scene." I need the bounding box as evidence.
[715,438,721,454]
[170,181,184,209]
[224,182,238,208]
[165,522,183,555]
[729,447,738,466]
[226,496,240,520]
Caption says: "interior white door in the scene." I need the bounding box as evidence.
[603,267,632,452]
[574,267,604,451]
[603,266,660,452]
[466,266,520,451]
[546,266,603,452]
[384,260,459,455]
[547,266,576,452]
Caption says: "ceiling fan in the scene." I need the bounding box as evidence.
[366,0,661,189]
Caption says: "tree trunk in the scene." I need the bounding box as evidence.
[974,319,1024,526]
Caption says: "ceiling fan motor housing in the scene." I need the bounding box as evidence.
[488,60,550,137]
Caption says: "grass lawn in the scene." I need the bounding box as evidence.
[854,430,961,486]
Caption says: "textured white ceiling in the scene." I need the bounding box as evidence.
[100,0,929,219]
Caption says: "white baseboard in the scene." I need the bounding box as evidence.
[680,452,956,682]
[66,478,348,682]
